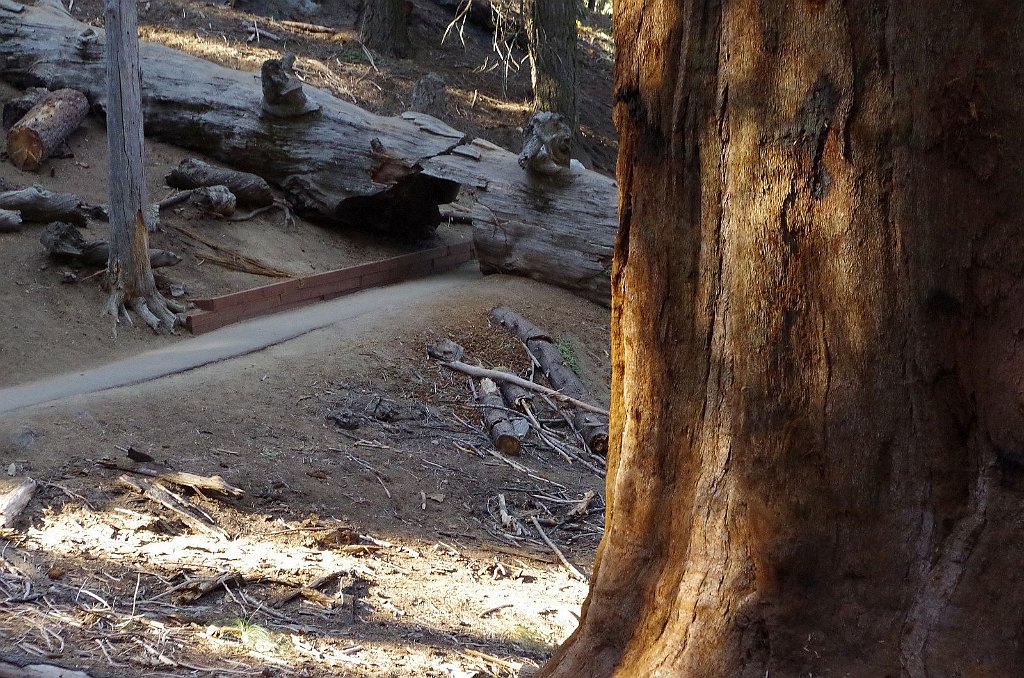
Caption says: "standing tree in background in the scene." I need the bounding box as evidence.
[540,1,1024,676]
[359,0,411,58]
[104,0,179,330]
[527,0,578,132]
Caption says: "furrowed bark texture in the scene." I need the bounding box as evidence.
[527,0,578,130]
[541,1,1024,677]
[359,0,411,59]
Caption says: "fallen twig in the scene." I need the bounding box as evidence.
[117,475,227,538]
[439,361,608,416]
[530,516,586,581]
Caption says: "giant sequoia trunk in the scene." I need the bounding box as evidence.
[542,2,1024,677]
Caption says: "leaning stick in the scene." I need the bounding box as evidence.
[439,361,609,417]
[530,516,586,582]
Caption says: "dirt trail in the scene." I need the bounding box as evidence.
[0,266,481,415]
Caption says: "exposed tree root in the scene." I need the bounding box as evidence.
[104,287,184,334]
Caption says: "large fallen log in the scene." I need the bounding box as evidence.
[489,305,609,454]
[0,2,462,238]
[0,3,619,302]
[422,137,617,306]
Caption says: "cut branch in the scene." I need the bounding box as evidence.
[489,305,608,454]
[439,360,609,417]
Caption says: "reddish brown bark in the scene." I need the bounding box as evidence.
[540,1,1024,676]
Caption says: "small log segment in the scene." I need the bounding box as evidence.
[0,209,21,232]
[0,185,86,226]
[40,221,181,268]
[489,305,609,454]
[0,478,36,528]
[190,184,237,216]
[166,159,273,207]
[5,88,88,171]
[478,377,522,456]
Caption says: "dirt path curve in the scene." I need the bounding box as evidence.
[0,266,480,415]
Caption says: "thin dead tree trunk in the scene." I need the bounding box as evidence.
[103,0,179,330]
[541,1,1024,677]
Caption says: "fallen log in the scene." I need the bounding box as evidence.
[478,377,522,456]
[0,185,87,226]
[6,87,88,171]
[489,305,609,454]
[422,137,617,306]
[0,2,462,238]
[40,221,180,268]
[166,159,272,207]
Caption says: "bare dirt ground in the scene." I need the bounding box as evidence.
[0,1,615,675]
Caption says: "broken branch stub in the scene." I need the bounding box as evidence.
[518,111,572,176]
[261,52,321,118]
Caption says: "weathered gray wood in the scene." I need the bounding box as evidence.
[0,478,36,528]
[478,377,522,456]
[0,2,463,238]
[422,138,617,306]
[166,158,272,207]
[0,185,86,226]
[189,185,237,216]
[6,87,88,171]
[103,0,178,330]
[41,221,180,268]
[0,208,21,232]
[2,86,47,129]
[489,305,609,454]
[518,111,572,176]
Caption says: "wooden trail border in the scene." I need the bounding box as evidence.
[185,240,475,334]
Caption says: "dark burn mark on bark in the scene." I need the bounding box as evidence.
[925,289,961,316]
[615,84,665,158]
[787,75,839,199]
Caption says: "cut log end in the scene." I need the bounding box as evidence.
[494,431,522,457]
[6,126,43,170]
[5,88,88,172]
